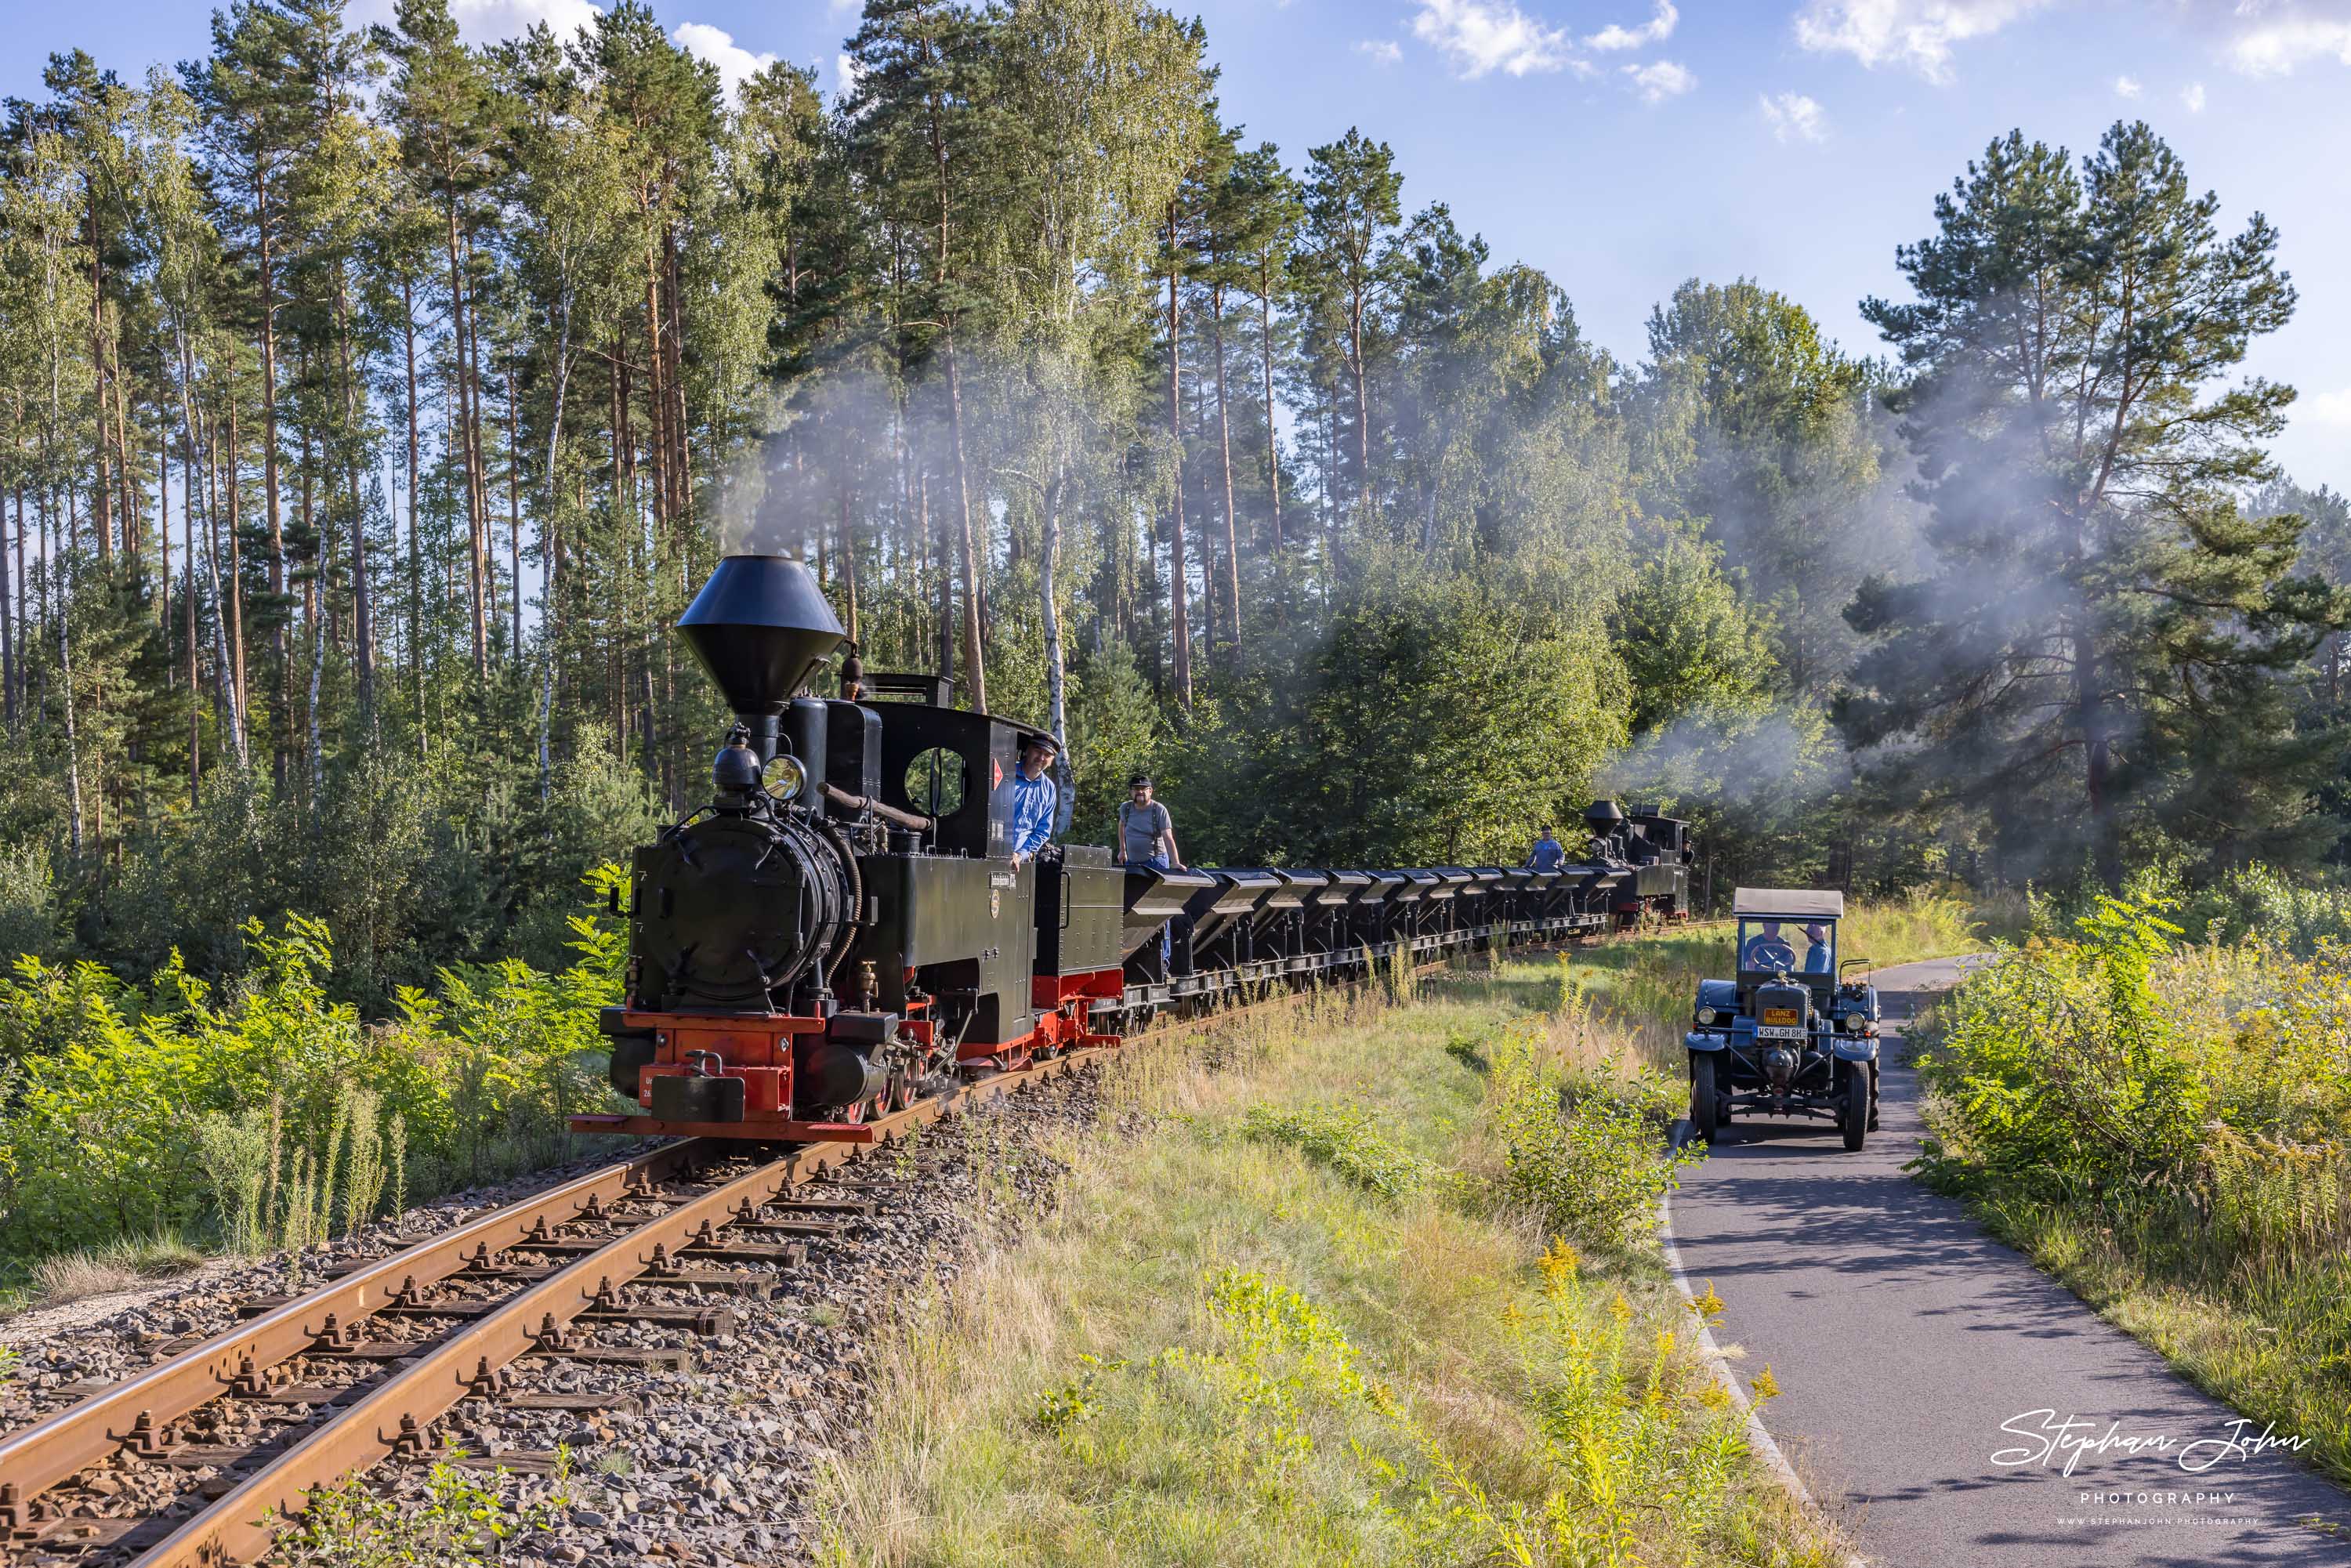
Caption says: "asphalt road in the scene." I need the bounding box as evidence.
[1668,955,2351,1566]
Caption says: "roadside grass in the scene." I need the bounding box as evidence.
[1966,1193,2351,1489]
[817,959,1849,1568]
[1911,913,2351,1487]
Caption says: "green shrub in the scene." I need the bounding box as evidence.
[0,868,625,1266]
[1483,1023,1698,1247]
[1912,895,2210,1201]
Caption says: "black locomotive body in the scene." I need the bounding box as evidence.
[575,552,1697,1144]
[1583,799,1694,925]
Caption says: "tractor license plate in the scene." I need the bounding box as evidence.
[1754,1025,1807,1041]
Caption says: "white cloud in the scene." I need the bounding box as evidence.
[350,0,603,41]
[1625,59,1696,100]
[2182,79,2207,110]
[1410,0,1576,78]
[1759,90,1828,141]
[2113,74,2142,98]
[1358,38,1405,63]
[2305,388,2351,429]
[1793,0,2051,81]
[673,22,777,104]
[2227,11,2351,75]
[1586,1,1677,50]
[836,53,866,100]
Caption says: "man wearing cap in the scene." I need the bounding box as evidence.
[1118,774,1183,872]
[1802,922,1834,976]
[1118,774,1183,970]
[1005,734,1060,867]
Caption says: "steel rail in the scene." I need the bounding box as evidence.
[0,1139,712,1528]
[128,1051,1103,1567]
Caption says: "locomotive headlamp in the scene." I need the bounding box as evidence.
[1696,1007,1719,1026]
[763,752,808,802]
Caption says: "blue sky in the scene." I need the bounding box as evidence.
[6,0,2347,489]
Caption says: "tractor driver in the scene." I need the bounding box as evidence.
[1741,920,1798,972]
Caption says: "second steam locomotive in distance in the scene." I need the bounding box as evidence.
[573,552,1694,1144]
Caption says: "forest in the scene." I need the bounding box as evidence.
[1,0,2346,1010]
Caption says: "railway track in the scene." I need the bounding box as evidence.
[0,927,1690,1565]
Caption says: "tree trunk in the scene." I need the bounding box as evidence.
[226,394,247,755]
[944,338,986,713]
[1349,282,1371,536]
[404,277,426,758]
[445,202,487,683]
[257,165,287,789]
[1212,283,1241,652]
[186,428,200,804]
[2074,614,2117,889]
[1259,270,1281,552]
[3,469,15,730]
[1165,205,1192,708]
[1041,469,1070,831]
[537,286,574,802]
[467,277,495,663]
[335,273,374,726]
[507,346,523,662]
[89,234,113,565]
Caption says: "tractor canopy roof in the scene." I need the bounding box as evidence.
[1731,888,1845,921]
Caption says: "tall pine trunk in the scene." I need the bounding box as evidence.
[1259,269,1281,552]
[1165,205,1192,708]
[1210,284,1241,654]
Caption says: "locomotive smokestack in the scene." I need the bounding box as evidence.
[678,553,846,761]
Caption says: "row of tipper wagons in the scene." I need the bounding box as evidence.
[1099,858,1657,1009]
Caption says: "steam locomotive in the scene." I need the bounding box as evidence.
[571,554,1694,1143]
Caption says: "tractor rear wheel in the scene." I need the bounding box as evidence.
[1691,1054,1720,1146]
[1842,1067,1869,1151]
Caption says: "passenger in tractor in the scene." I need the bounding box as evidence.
[1803,922,1834,975]
[1005,733,1060,867]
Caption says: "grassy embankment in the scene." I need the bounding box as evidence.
[1910,897,2351,1487]
[817,896,1982,1567]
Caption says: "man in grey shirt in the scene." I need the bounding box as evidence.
[1118,774,1184,972]
[1118,774,1183,871]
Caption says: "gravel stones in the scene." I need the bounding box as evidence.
[1,1063,1103,1568]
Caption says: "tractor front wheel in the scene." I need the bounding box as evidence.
[1842,1067,1869,1152]
[1691,1054,1721,1146]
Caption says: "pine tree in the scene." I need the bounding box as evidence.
[1842,123,2341,883]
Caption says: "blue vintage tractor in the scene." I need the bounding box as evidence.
[1685,889,1880,1149]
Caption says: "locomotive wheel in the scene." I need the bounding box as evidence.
[889,1070,915,1112]
[1690,1054,1720,1145]
[1842,1070,1869,1152]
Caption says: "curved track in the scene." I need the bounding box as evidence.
[0,1047,1107,1566]
[1669,957,2351,1566]
[5,926,1625,1566]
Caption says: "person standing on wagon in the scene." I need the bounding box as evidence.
[1118,773,1183,872]
[1119,774,1184,971]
